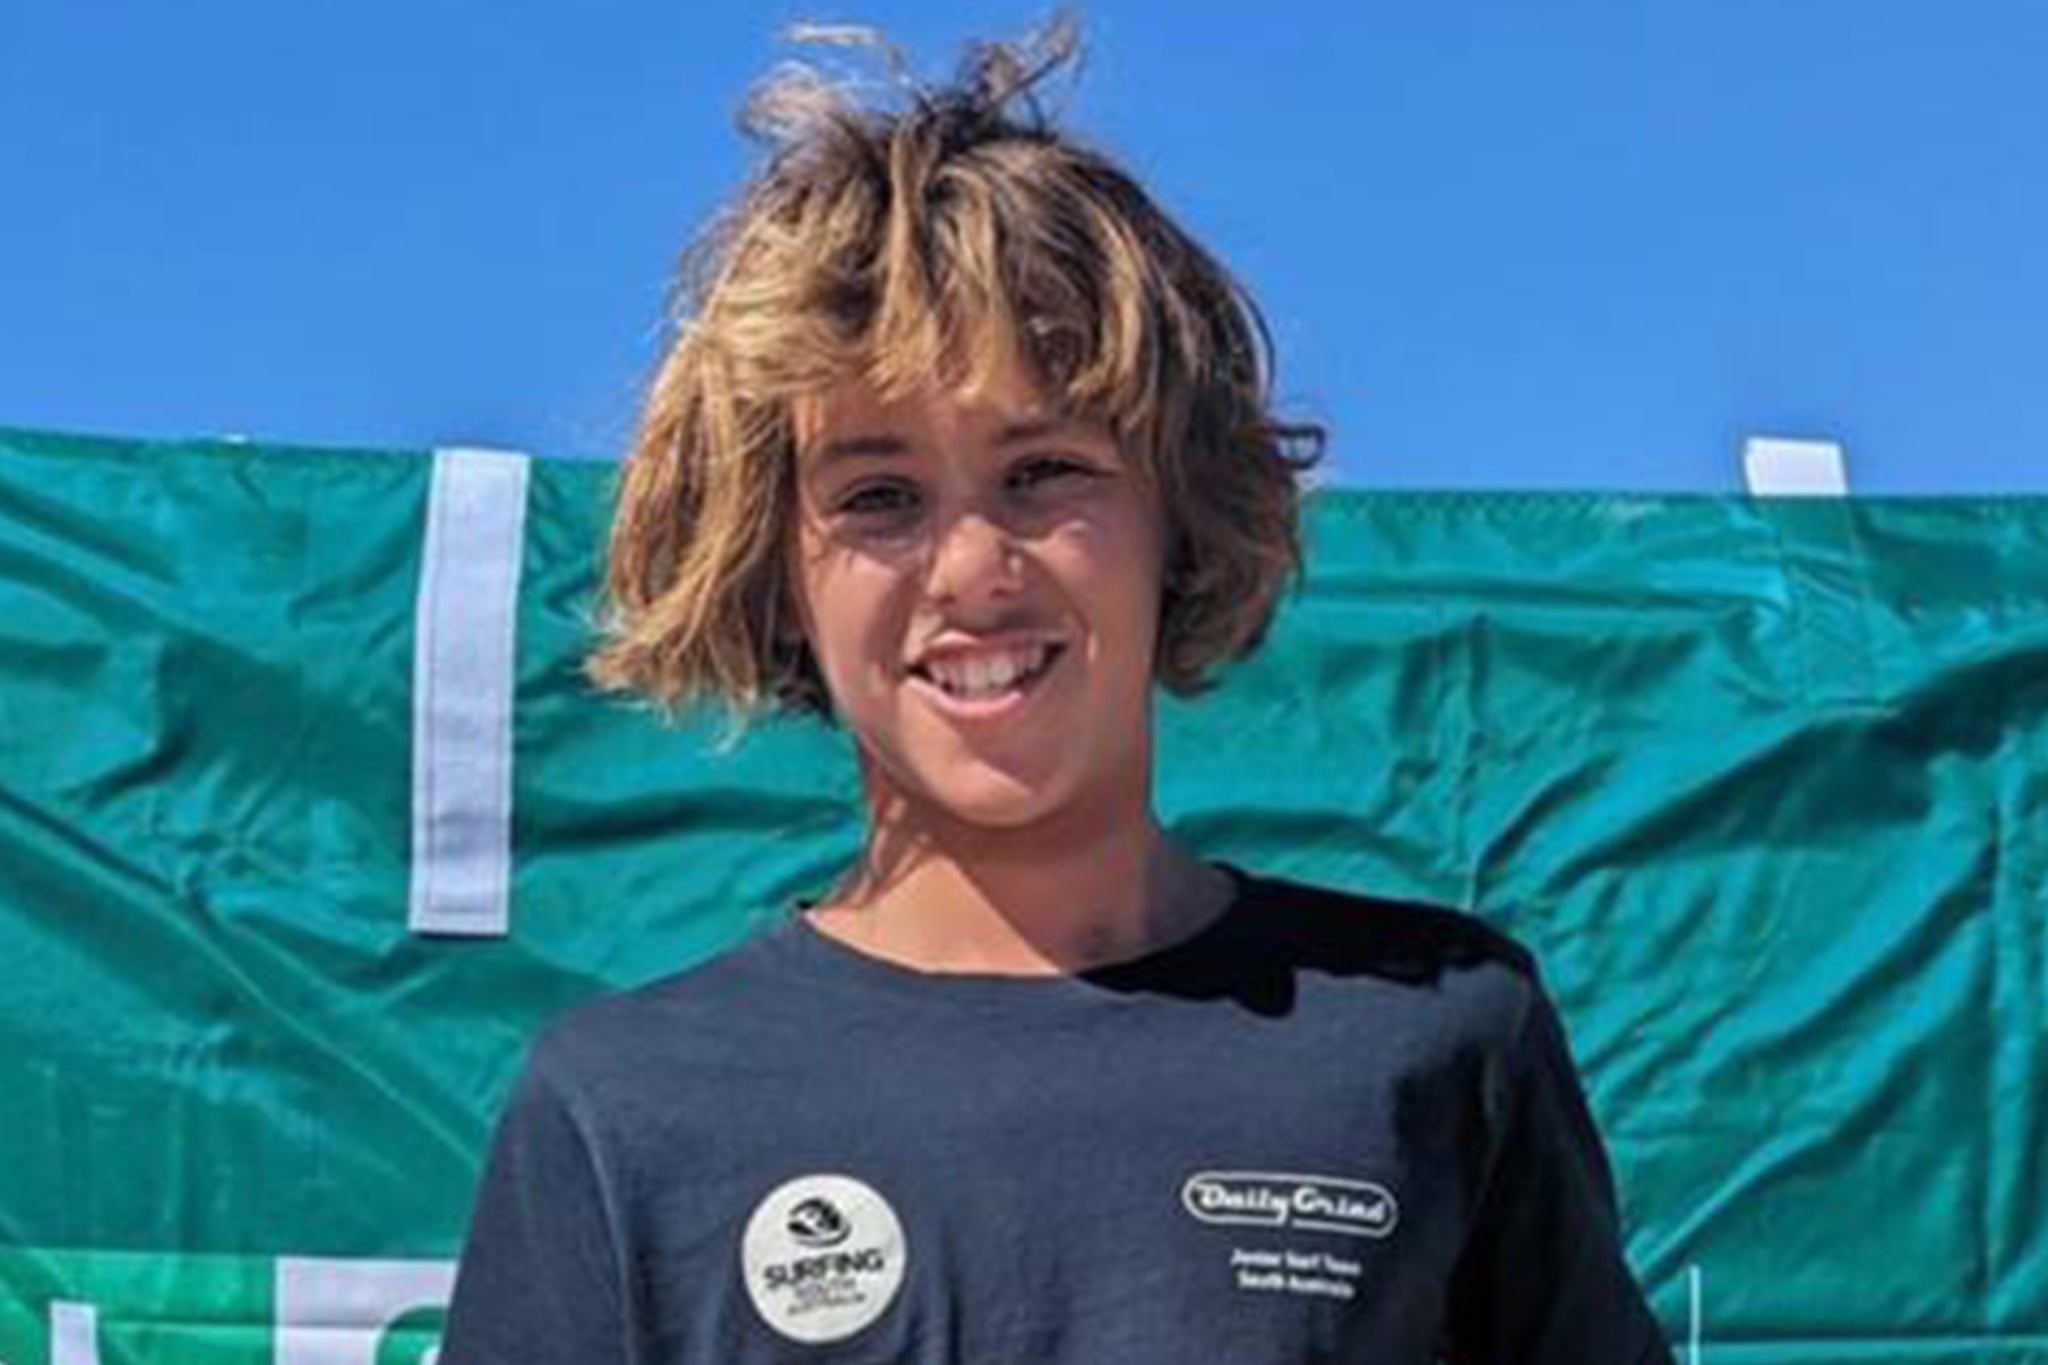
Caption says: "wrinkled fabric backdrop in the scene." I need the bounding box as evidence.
[1,426,2044,1365]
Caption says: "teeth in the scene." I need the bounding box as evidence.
[925,644,1052,699]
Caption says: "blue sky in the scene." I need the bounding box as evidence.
[1,1,2042,491]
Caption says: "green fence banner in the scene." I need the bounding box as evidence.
[2,425,2044,1363]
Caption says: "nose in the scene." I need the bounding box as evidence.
[923,505,1023,608]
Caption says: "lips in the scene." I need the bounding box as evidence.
[909,642,1066,696]
[907,642,1067,720]
[908,633,1069,674]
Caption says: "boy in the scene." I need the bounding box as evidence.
[439,17,1674,1364]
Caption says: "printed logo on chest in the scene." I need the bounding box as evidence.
[1182,1170,1400,1305]
[1180,1170,1399,1238]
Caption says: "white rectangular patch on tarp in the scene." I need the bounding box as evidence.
[1743,436,1848,496]
[408,446,531,937]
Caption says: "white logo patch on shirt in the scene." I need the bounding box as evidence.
[1182,1170,1397,1304]
[1181,1170,1400,1238]
[741,1173,908,1344]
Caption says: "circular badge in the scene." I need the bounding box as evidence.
[740,1173,908,1344]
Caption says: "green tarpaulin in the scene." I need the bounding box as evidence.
[1,424,2044,1363]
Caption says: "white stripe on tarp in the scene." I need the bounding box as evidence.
[274,1255,459,1365]
[50,1301,100,1365]
[408,446,531,937]
[1743,435,1848,495]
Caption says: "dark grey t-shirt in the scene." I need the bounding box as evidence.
[440,862,1674,1364]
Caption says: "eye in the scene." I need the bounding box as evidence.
[1011,455,1096,489]
[837,481,919,516]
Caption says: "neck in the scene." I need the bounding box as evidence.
[805,756,1231,976]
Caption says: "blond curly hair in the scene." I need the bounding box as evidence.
[582,14,1326,751]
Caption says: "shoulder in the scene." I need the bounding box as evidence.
[517,924,786,1115]
[1240,868,1537,972]
[1232,866,1548,1045]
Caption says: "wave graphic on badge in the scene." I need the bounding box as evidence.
[787,1197,853,1248]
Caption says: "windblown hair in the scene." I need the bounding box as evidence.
[582,14,1326,749]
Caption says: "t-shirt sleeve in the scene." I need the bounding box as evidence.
[1438,971,1675,1365]
[438,1039,635,1365]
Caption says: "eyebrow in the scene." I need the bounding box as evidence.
[810,418,1078,473]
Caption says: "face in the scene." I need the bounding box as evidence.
[784,355,1168,838]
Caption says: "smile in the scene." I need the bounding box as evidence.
[907,643,1067,721]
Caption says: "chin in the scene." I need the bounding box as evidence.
[885,757,1082,832]
[853,720,1099,835]
[922,778,1070,831]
